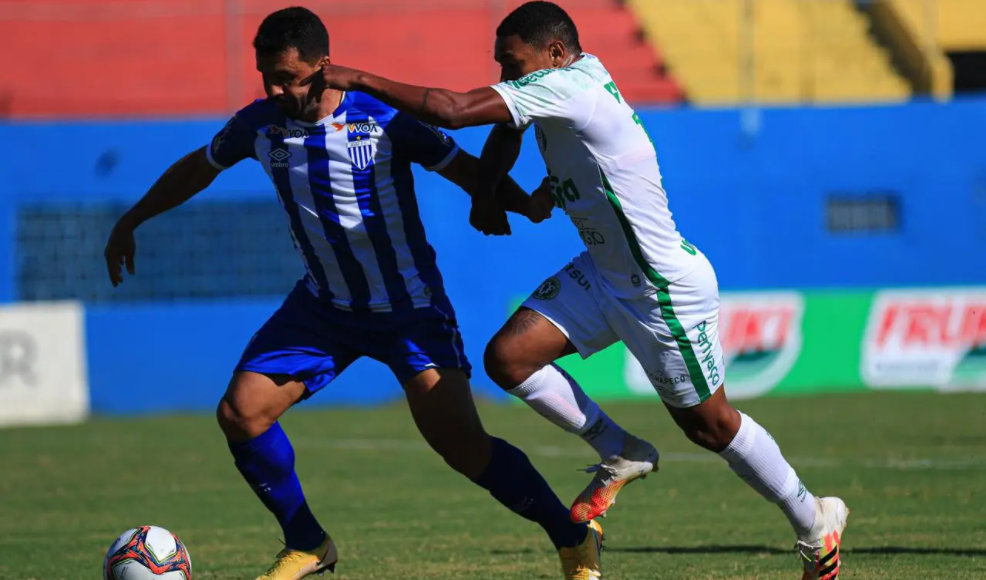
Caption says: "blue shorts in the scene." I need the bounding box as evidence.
[236,282,471,396]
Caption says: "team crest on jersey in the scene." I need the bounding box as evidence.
[532,277,561,301]
[347,138,375,171]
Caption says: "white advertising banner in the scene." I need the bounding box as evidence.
[862,288,986,391]
[0,302,89,427]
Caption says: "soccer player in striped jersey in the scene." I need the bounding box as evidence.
[313,2,850,579]
[103,7,601,580]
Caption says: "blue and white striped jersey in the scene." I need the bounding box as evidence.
[206,93,460,313]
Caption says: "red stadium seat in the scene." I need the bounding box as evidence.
[0,0,683,118]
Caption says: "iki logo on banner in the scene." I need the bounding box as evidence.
[862,289,986,390]
[625,292,804,399]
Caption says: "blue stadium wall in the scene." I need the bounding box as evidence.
[2,97,985,414]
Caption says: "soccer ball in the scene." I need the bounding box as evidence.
[103,526,192,580]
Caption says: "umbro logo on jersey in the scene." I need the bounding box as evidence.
[268,148,292,168]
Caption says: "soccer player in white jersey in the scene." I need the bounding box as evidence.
[315,2,850,578]
[103,7,605,580]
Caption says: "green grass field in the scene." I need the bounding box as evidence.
[1,391,985,580]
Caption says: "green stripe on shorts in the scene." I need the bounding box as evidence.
[656,287,713,402]
[600,170,712,403]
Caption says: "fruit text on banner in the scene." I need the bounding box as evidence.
[862,289,986,391]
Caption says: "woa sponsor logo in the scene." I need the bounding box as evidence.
[267,125,310,139]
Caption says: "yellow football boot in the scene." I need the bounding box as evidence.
[558,519,603,579]
[255,535,338,580]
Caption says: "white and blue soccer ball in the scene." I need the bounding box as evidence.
[103,526,192,580]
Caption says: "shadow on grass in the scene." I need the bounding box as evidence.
[494,545,986,557]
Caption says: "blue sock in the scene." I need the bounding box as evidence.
[472,437,588,549]
[227,422,326,551]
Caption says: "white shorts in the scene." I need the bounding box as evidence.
[521,252,726,408]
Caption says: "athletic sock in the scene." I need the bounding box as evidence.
[508,364,626,459]
[718,412,817,536]
[228,422,327,551]
[472,437,589,549]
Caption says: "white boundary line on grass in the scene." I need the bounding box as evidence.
[292,438,986,471]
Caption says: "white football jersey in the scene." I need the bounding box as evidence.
[491,54,702,298]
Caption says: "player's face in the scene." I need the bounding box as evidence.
[256,48,323,119]
[494,34,556,82]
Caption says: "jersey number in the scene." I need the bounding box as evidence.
[605,81,655,148]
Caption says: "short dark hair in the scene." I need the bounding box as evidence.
[496,1,581,53]
[253,6,329,62]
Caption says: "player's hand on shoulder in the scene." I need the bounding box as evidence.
[104,216,137,287]
[470,194,511,236]
[526,177,554,224]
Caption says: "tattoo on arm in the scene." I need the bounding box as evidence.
[502,308,546,338]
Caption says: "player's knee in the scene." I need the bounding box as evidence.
[216,396,274,441]
[483,337,533,390]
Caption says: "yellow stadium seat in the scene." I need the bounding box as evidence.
[627,0,914,105]
[890,0,986,50]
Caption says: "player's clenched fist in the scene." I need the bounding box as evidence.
[104,217,136,287]
[526,177,555,224]
[470,194,511,236]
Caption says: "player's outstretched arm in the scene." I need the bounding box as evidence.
[438,152,552,230]
[313,65,512,129]
[104,147,220,286]
[479,123,523,198]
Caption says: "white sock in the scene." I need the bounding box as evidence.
[508,364,626,460]
[719,412,817,537]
